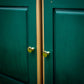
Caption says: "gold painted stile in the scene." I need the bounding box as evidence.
[36,0,42,84]
[42,0,44,84]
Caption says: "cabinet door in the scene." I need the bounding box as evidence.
[44,0,84,84]
[0,0,36,84]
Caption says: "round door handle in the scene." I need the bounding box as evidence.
[43,51,50,58]
[27,47,35,53]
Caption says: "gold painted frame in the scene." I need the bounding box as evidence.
[36,0,42,84]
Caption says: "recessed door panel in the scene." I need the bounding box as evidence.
[0,8,28,82]
[54,9,84,84]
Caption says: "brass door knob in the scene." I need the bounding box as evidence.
[28,47,35,53]
[43,51,50,57]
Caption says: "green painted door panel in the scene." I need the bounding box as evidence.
[0,8,28,82]
[44,0,84,84]
[0,0,35,6]
[52,0,84,8]
[44,0,84,8]
[0,74,23,84]
[0,0,36,83]
[54,9,84,84]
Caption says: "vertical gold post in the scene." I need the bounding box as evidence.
[36,0,42,84]
[42,0,44,84]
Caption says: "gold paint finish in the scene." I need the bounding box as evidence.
[42,0,44,84]
[36,0,42,84]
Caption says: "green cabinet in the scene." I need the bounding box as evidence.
[44,0,84,84]
[0,0,37,84]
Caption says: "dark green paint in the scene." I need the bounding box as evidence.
[54,10,84,84]
[0,74,23,84]
[52,0,84,8]
[44,0,84,84]
[44,0,53,84]
[0,0,37,84]
[0,9,28,82]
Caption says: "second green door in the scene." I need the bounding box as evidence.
[44,0,84,84]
